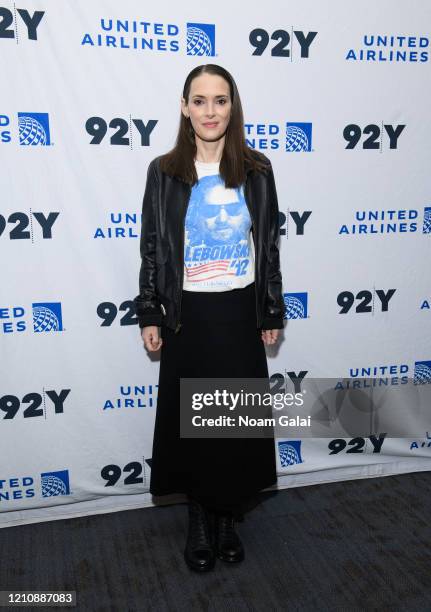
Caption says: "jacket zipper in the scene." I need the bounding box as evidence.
[175,184,192,333]
[243,179,260,327]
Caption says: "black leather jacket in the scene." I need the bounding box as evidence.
[134,151,285,332]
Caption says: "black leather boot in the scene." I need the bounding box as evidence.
[184,501,215,572]
[216,514,245,563]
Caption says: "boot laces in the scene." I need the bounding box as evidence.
[188,502,211,546]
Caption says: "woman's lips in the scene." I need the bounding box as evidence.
[203,122,218,128]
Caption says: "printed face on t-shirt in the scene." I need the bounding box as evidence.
[184,170,254,288]
[187,179,249,246]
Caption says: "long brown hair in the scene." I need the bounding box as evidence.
[159,64,268,188]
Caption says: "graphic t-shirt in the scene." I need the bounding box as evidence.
[183,160,255,292]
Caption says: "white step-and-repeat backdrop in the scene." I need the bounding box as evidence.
[1,0,430,527]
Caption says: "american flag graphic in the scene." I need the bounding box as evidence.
[185,260,236,282]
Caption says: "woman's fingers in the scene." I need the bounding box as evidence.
[148,334,162,351]
[261,329,279,345]
[141,326,162,352]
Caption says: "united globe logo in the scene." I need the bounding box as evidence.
[278,440,303,467]
[18,112,51,146]
[423,207,431,234]
[186,23,215,56]
[41,470,70,497]
[32,302,63,332]
[285,122,312,152]
[414,361,431,384]
[283,292,308,319]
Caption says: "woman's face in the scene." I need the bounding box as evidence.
[181,73,232,143]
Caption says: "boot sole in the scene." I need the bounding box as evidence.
[185,559,216,572]
[217,551,245,563]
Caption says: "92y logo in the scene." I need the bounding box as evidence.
[0,389,71,419]
[279,210,312,237]
[250,28,317,58]
[344,123,406,150]
[337,289,396,314]
[97,301,138,326]
[328,434,386,454]
[86,116,157,148]
[0,7,44,40]
[0,211,59,241]
[101,460,148,487]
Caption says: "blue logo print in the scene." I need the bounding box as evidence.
[285,122,312,152]
[283,293,308,319]
[414,361,431,384]
[41,470,70,497]
[278,441,303,467]
[187,23,215,56]
[32,302,63,332]
[423,207,431,234]
[18,113,51,146]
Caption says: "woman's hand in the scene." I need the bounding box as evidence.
[141,326,163,352]
[261,329,280,345]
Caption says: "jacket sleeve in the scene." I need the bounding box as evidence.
[261,161,285,331]
[134,159,163,329]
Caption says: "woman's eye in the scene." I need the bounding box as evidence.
[192,99,227,105]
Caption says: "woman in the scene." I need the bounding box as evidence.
[134,64,284,572]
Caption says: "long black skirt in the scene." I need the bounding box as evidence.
[149,282,277,514]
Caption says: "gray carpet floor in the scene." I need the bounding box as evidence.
[1,471,430,611]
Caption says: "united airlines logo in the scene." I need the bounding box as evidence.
[81,19,215,55]
[32,302,63,332]
[278,440,303,467]
[346,34,429,63]
[414,361,431,385]
[283,293,308,319]
[41,470,70,497]
[18,112,51,146]
[409,432,431,451]
[286,122,312,152]
[186,23,215,56]
[103,384,159,410]
[94,212,140,239]
[245,122,313,152]
[336,360,431,389]
[338,208,430,236]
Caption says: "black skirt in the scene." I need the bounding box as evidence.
[149,282,277,513]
